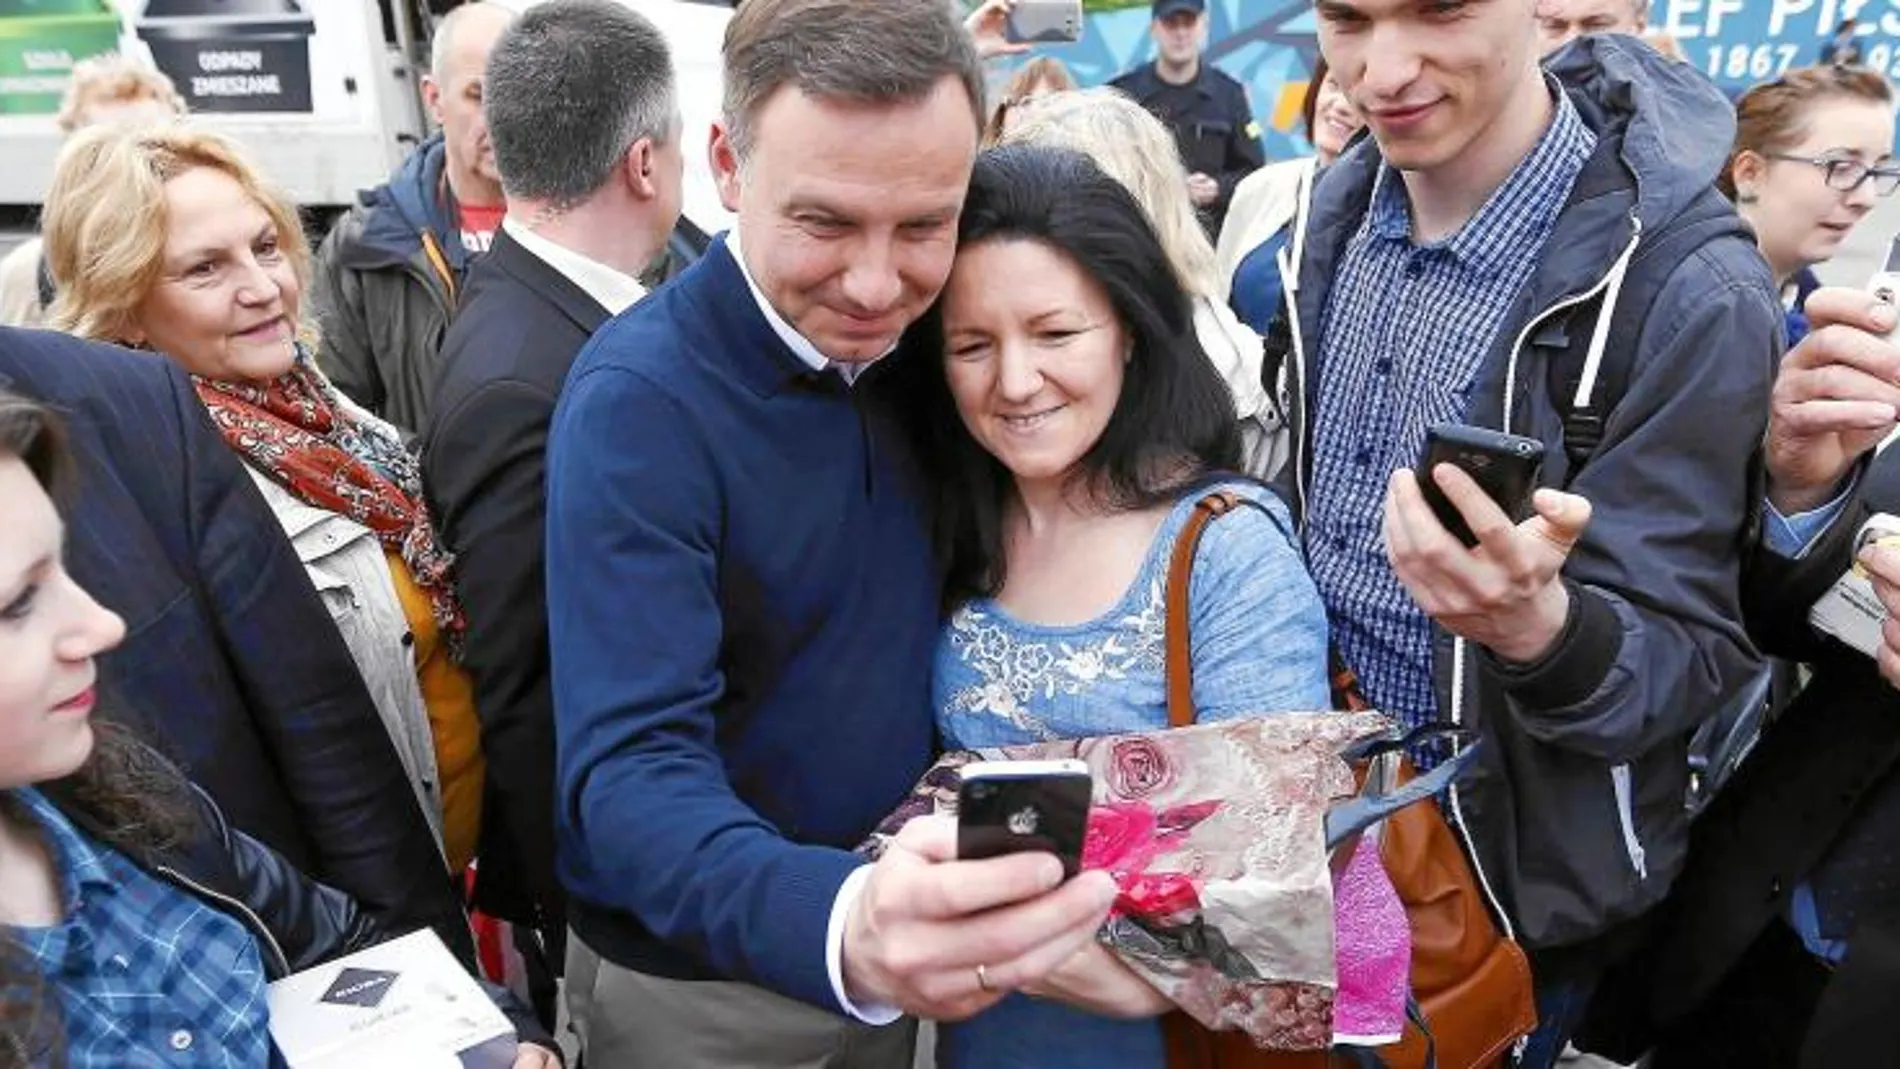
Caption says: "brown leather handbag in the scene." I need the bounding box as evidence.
[1158,492,1537,1069]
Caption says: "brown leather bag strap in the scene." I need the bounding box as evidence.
[1165,491,1242,729]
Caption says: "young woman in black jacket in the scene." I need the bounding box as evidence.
[0,390,557,1067]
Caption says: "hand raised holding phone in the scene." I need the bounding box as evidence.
[1766,286,1900,515]
[1385,424,1593,665]
[952,761,1170,1019]
[963,0,1032,59]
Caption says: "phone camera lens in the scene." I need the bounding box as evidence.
[1516,443,1533,456]
[967,782,993,802]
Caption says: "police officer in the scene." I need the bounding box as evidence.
[1109,0,1264,237]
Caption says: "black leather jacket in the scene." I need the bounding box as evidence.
[54,784,556,1054]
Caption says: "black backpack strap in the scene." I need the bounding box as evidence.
[1546,197,1751,479]
[1260,297,1293,403]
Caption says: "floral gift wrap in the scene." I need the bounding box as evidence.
[859,710,1398,1049]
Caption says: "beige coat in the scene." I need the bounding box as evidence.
[245,467,448,863]
[1215,157,1316,302]
[0,237,47,329]
[1193,295,1288,482]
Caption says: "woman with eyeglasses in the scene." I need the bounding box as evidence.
[984,57,1078,144]
[1721,65,1897,345]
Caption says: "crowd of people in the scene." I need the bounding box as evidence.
[2,0,1900,1066]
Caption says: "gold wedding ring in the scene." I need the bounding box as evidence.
[975,963,993,992]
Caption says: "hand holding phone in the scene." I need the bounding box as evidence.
[1390,425,1587,663]
[1764,283,1900,514]
[1416,423,1546,547]
[957,759,1092,878]
[841,809,1117,1019]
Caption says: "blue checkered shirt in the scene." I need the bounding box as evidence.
[9,788,270,1067]
[1306,88,1595,735]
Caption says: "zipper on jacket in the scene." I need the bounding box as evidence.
[157,864,291,976]
[1444,215,1642,944]
[1609,763,1649,880]
[1447,637,1517,941]
[1276,244,1311,533]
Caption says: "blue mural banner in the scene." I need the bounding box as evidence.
[1001,0,1324,159]
[991,0,1900,161]
[1653,0,1898,90]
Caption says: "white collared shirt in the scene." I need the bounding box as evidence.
[725,229,878,383]
[500,215,647,316]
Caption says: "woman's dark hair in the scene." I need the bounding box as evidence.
[0,391,197,1068]
[1301,55,1331,149]
[888,144,1242,608]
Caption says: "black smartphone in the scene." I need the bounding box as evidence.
[956,759,1092,879]
[1416,423,1545,547]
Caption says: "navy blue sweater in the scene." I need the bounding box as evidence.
[544,240,939,1011]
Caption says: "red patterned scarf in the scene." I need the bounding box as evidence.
[193,355,464,642]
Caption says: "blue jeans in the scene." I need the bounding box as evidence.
[1512,925,1651,1069]
[1513,973,1597,1069]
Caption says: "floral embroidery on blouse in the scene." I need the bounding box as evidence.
[941,575,1167,741]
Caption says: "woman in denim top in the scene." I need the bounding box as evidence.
[887,144,1332,1069]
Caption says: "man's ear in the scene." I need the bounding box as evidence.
[421,76,445,127]
[709,121,743,214]
[625,138,657,201]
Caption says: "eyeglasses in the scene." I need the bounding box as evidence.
[1765,153,1900,196]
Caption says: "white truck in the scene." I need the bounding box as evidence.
[0,0,737,238]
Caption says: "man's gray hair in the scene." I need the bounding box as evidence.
[483,0,678,208]
[722,0,985,162]
[430,1,512,81]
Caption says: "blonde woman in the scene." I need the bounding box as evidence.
[39,124,484,874]
[997,87,1285,480]
[0,53,186,328]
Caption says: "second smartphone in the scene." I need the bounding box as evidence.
[1416,423,1545,547]
[1004,0,1083,43]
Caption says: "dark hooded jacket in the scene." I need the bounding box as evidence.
[309,135,472,434]
[1269,37,1780,948]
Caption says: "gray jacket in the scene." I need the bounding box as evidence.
[1271,37,1780,949]
[308,136,469,434]
[245,468,447,861]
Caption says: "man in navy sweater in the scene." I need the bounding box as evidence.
[543,1,1118,1065]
